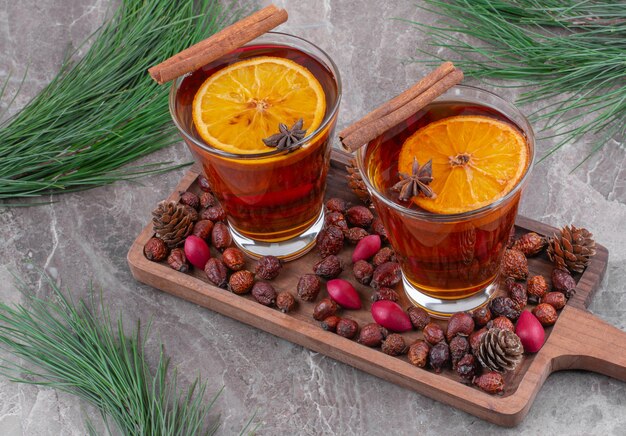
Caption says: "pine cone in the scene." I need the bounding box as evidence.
[476,328,523,372]
[346,159,371,206]
[547,225,596,273]
[152,201,194,248]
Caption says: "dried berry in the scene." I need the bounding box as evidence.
[511,232,546,256]
[450,336,470,369]
[346,205,374,228]
[313,298,338,321]
[192,220,214,241]
[357,323,388,347]
[370,262,402,289]
[541,292,566,310]
[222,247,246,271]
[381,333,407,356]
[551,268,576,297]
[327,279,362,309]
[144,237,169,261]
[527,275,549,301]
[532,303,558,326]
[167,248,189,272]
[472,306,492,327]
[179,191,200,210]
[321,315,341,332]
[324,211,349,234]
[184,235,211,269]
[316,225,344,258]
[370,218,388,242]
[255,255,282,280]
[297,274,321,302]
[502,248,529,280]
[228,270,254,294]
[429,342,450,373]
[211,222,232,251]
[197,175,212,192]
[372,287,400,303]
[473,371,504,395]
[446,312,475,341]
[506,278,528,310]
[201,205,226,222]
[326,197,348,214]
[313,255,343,279]
[372,247,396,267]
[469,327,488,353]
[488,316,515,332]
[345,227,369,244]
[408,340,430,367]
[251,282,277,306]
[456,354,478,382]
[204,258,228,288]
[199,192,217,209]
[276,292,296,313]
[353,260,374,285]
[490,296,521,321]
[423,322,445,345]
[337,318,359,339]
[407,306,431,330]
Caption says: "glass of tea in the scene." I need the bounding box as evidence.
[357,86,535,317]
[169,32,341,260]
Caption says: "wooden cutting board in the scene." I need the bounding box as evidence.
[127,150,624,427]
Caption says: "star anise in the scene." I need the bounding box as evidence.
[262,118,306,150]
[392,157,436,201]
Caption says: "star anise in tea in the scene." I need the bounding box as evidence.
[392,157,436,201]
[262,118,306,150]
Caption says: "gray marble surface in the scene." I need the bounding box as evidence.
[1,0,625,434]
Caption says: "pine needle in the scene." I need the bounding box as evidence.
[0,0,248,203]
[401,0,626,166]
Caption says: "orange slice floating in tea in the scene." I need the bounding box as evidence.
[398,115,529,214]
[192,56,326,154]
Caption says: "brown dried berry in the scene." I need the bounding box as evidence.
[446,312,475,342]
[325,197,347,214]
[372,287,400,303]
[324,211,349,234]
[381,333,407,356]
[370,218,388,242]
[372,247,396,267]
[201,205,226,222]
[276,291,296,313]
[222,247,246,271]
[511,232,547,256]
[313,255,343,279]
[407,306,431,330]
[370,262,402,289]
[199,192,217,209]
[456,354,478,382]
[449,336,470,369]
[251,282,277,306]
[313,298,338,321]
[316,225,344,258]
[352,260,374,285]
[474,371,505,395]
[337,318,359,339]
[408,340,430,367]
[167,248,189,272]
[197,175,212,192]
[345,227,369,244]
[505,278,528,310]
[552,268,576,297]
[472,306,492,327]
[423,322,446,345]
[429,342,450,373]
[532,303,558,326]
[357,323,388,347]
[502,248,529,280]
[469,327,488,353]
[346,205,374,228]
[255,255,282,280]
[192,220,214,241]
[321,315,341,332]
[297,274,321,301]
[204,258,228,288]
[527,275,549,301]
[490,296,521,321]
[211,222,232,251]
[488,316,515,332]
[228,270,254,294]
[179,191,200,210]
[541,292,566,310]
[144,237,169,261]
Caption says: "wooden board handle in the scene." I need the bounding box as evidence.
[548,305,626,381]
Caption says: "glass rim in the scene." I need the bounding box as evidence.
[356,84,536,222]
[168,31,342,160]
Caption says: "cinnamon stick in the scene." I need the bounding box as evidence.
[339,64,464,152]
[148,5,288,85]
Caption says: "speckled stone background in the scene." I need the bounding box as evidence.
[1,0,625,434]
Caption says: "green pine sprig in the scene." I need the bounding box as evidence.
[402,0,626,167]
[0,0,248,202]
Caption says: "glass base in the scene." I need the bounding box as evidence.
[402,274,498,319]
[229,210,324,261]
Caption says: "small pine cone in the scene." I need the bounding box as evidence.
[511,232,547,256]
[501,249,529,280]
[346,158,371,206]
[547,225,596,273]
[476,328,523,372]
[152,201,195,248]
